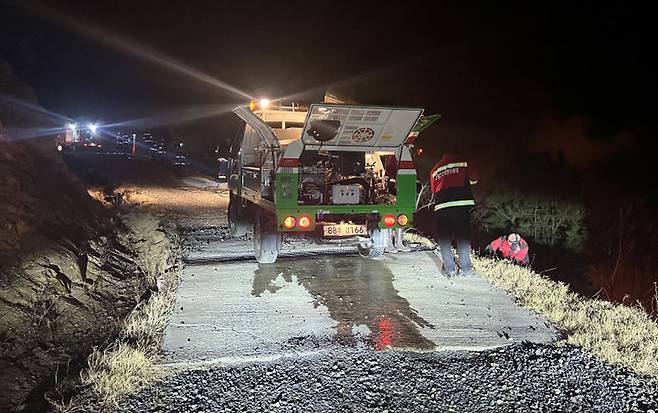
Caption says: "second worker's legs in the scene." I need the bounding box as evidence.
[437,238,457,276]
[456,237,474,276]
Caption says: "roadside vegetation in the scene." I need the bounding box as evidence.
[474,255,658,378]
[584,197,658,317]
[473,155,658,320]
[72,221,182,409]
[399,229,658,378]
[477,190,587,251]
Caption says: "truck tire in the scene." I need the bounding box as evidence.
[228,193,249,237]
[357,228,387,259]
[253,211,280,264]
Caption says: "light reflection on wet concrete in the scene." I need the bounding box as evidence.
[252,256,435,350]
[163,252,557,362]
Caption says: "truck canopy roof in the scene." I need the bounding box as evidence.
[233,103,424,152]
[300,104,423,150]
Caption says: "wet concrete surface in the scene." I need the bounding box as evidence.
[161,178,557,363]
[184,235,360,263]
[164,251,557,363]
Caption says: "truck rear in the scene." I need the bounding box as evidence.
[228,101,434,263]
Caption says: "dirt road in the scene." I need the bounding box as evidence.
[110,175,657,412]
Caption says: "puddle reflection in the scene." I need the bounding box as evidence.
[252,256,435,350]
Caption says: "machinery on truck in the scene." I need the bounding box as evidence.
[228,99,438,263]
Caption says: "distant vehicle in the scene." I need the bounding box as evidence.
[154,140,166,153]
[218,157,228,182]
[142,132,154,147]
[118,134,131,145]
[227,99,439,263]
[55,122,103,152]
[174,153,189,167]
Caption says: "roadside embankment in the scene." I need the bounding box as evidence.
[407,232,658,380]
[474,256,658,378]
[0,135,177,411]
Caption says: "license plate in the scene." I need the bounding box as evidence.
[323,224,367,237]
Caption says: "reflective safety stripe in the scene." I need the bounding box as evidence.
[434,199,475,211]
[432,162,468,178]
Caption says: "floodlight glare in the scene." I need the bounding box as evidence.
[68,123,77,130]
[88,123,98,134]
[259,98,270,109]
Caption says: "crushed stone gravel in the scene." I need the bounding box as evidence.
[113,342,658,412]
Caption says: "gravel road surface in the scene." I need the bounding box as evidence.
[121,343,657,412]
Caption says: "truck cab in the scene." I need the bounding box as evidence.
[228,100,435,263]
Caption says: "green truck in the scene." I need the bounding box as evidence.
[228,100,438,263]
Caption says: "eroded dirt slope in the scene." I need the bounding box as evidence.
[0,133,172,411]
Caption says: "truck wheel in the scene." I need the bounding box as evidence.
[253,211,280,264]
[357,228,387,259]
[228,193,249,237]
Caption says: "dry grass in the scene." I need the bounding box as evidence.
[79,276,179,407]
[80,342,163,406]
[74,216,181,408]
[122,290,177,350]
[47,397,85,413]
[403,230,436,248]
[399,232,658,377]
[79,259,180,407]
[473,256,658,377]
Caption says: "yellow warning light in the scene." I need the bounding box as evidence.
[283,216,296,229]
[249,98,271,111]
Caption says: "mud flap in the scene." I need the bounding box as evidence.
[358,228,388,259]
[228,192,249,237]
[253,211,280,264]
[385,228,411,253]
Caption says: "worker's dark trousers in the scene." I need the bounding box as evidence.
[434,206,473,274]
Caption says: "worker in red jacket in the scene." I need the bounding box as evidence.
[486,233,530,265]
[430,152,478,276]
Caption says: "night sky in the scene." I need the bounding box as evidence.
[1,1,656,161]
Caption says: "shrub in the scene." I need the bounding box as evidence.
[477,190,587,250]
